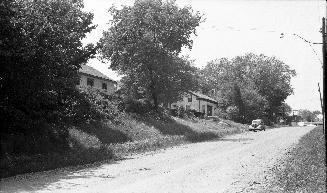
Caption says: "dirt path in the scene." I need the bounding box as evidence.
[0,126,313,193]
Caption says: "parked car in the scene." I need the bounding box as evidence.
[249,119,266,131]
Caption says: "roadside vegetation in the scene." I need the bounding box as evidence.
[0,89,247,177]
[272,126,326,192]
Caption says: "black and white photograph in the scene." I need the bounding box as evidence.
[0,0,326,192]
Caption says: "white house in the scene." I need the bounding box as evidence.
[78,65,117,94]
[170,91,218,116]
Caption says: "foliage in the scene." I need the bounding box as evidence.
[298,109,319,122]
[312,110,321,114]
[272,126,326,192]
[1,110,246,178]
[226,105,240,121]
[99,0,202,107]
[77,87,122,123]
[121,97,154,115]
[200,53,296,124]
[0,0,96,155]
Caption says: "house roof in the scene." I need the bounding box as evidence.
[79,65,116,82]
[189,91,218,103]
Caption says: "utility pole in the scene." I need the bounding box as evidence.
[322,17,326,133]
[318,83,323,133]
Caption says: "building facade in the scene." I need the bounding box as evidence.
[78,65,117,95]
[170,91,218,116]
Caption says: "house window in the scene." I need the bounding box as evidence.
[188,94,192,102]
[186,105,190,110]
[102,83,107,90]
[87,78,94,87]
[202,105,205,113]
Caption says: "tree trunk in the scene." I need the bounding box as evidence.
[233,84,245,123]
[149,79,159,110]
[152,90,159,110]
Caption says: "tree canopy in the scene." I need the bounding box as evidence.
[200,53,296,124]
[99,0,202,107]
[298,109,319,122]
[0,0,96,153]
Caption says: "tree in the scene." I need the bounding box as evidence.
[200,53,296,124]
[99,0,202,108]
[298,109,317,122]
[240,54,296,122]
[0,0,96,154]
[312,110,321,115]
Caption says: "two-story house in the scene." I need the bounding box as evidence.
[170,91,218,116]
[78,65,117,94]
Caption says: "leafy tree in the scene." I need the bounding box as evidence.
[312,110,321,115]
[200,53,296,124]
[0,0,96,154]
[277,102,292,119]
[241,54,296,122]
[99,0,202,108]
[298,109,317,122]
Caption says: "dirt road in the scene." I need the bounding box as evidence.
[0,126,313,193]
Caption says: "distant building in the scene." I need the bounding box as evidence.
[78,65,117,95]
[170,91,218,116]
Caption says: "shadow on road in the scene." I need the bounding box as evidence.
[218,138,254,142]
[0,159,120,193]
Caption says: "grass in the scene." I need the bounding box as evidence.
[272,126,326,192]
[0,114,247,178]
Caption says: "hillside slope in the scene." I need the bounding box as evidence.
[1,114,247,178]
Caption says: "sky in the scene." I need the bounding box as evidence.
[82,0,326,112]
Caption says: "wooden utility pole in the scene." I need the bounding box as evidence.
[322,17,326,133]
[318,83,323,133]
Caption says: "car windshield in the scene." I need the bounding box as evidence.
[252,120,262,124]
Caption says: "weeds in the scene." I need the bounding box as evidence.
[272,126,326,192]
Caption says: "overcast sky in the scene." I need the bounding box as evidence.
[82,0,326,112]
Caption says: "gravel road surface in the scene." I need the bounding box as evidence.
[0,126,313,193]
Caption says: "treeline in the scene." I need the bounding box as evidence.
[297,109,322,122]
[98,0,296,125]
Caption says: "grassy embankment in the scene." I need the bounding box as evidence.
[272,126,326,192]
[0,114,247,178]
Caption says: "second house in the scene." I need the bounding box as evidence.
[170,91,218,116]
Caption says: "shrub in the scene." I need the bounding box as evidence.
[78,87,122,123]
[226,105,240,121]
[177,106,186,118]
[122,97,154,115]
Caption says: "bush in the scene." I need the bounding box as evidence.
[78,87,122,123]
[226,105,240,121]
[214,108,228,119]
[169,107,197,119]
[122,97,154,115]
[0,87,122,156]
[193,111,204,118]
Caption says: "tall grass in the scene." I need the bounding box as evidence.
[272,126,326,192]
